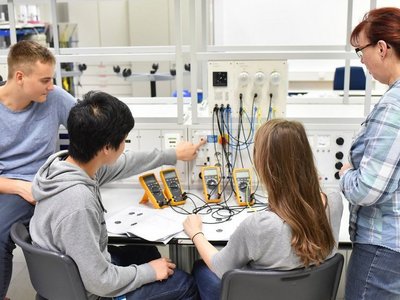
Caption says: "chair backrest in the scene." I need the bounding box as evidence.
[333,66,366,90]
[220,253,344,300]
[10,222,88,300]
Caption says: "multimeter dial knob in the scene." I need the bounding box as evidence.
[239,182,248,190]
[207,179,217,187]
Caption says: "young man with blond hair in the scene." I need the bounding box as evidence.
[0,40,76,299]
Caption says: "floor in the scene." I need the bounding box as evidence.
[7,246,36,299]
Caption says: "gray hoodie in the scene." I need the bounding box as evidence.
[30,148,176,299]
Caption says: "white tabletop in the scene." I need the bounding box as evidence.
[101,186,351,244]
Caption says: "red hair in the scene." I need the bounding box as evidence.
[351,7,400,58]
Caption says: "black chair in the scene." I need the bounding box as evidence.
[10,222,88,300]
[220,253,344,300]
[333,66,366,90]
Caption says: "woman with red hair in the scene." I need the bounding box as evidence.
[340,7,400,299]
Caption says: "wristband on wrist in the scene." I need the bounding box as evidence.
[191,231,204,242]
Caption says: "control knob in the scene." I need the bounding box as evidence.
[335,162,343,170]
[239,182,248,190]
[336,137,344,146]
[335,152,344,160]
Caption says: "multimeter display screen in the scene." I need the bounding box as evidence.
[205,169,218,176]
[145,176,157,183]
[236,171,249,178]
[163,171,176,179]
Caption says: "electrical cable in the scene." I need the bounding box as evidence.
[267,93,273,120]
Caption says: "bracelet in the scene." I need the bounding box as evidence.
[191,231,204,243]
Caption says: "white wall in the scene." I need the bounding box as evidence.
[214,0,400,46]
[17,0,400,96]
[214,0,348,46]
[212,0,400,92]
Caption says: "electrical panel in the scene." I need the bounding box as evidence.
[189,123,359,193]
[189,125,257,189]
[304,123,359,189]
[57,114,359,194]
[207,60,288,119]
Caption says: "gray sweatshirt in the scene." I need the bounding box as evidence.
[30,149,176,299]
[211,192,344,278]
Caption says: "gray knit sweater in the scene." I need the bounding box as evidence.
[211,192,343,278]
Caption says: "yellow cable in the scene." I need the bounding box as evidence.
[62,77,69,92]
[256,107,262,129]
[246,183,256,211]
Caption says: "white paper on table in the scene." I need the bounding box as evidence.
[106,205,183,244]
[126,213,183,243]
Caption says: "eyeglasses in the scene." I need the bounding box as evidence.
[355,43,373,58]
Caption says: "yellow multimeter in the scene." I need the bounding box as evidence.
[201,166,222,203]
[139,173,168,209]
[160,168,186,206]
[233,168,254,206]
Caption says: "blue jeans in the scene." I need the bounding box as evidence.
[106,245,198,300]
[192,260,221,300]
[346,243,400,300]
[123,269,198,300]
[0,194,35,299]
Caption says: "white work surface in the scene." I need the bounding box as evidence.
[102,187,265,244]
[101,187,351,245]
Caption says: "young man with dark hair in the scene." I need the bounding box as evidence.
[0,40,76,300]
[29,91,203,299]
